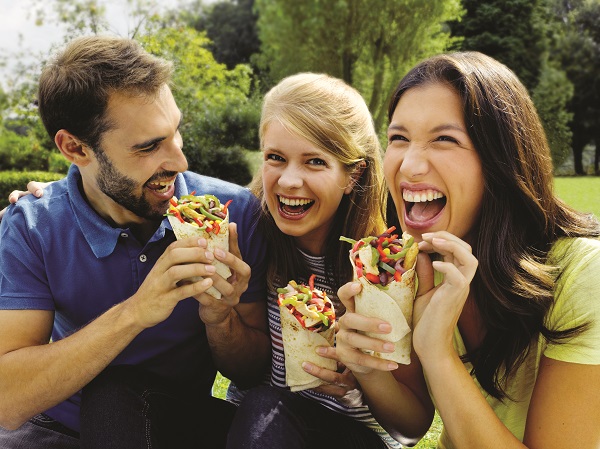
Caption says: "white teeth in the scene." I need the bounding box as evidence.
[403,189,444,203]
[278,196,313,206]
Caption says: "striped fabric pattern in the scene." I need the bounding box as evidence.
[228,249,402,449]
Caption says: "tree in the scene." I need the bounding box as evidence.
[451,0,546,90]
[255,0,463,131]
[180,0,261,70]
[451,0,580,171]
[547,0,600,174]
[140,26,257,184]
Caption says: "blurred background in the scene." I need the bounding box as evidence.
[0,0,598,209]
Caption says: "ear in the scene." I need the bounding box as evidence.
[55,130,93,167]
[344,160,367,195]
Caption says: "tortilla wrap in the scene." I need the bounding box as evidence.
[352,266,415,365]
[344,229,418,365]
[280,306,337,391]
[168,210,231,300]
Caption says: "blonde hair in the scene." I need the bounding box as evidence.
[250,73,386,290]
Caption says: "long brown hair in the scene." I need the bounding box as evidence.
[388,52,600,399]
[251,73,386,292]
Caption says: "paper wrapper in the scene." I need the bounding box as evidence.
[279,306,336,391]
[350,257,416,365]
[168,212,231,299]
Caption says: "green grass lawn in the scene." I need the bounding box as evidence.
[554,176,600,217]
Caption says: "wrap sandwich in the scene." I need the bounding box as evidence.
[166,193,232,299]
[277,274,337,391]
[340,227,418,364]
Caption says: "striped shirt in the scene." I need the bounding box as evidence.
[228,249,402,449]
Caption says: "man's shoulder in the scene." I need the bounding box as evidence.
[4,178,70,224]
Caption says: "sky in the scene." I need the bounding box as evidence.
[0,0,185,89]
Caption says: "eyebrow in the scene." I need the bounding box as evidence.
[387,123,466,134]
[129,113,183,151]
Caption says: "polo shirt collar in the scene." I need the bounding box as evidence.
[67,165,189,259]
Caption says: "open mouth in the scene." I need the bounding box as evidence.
[146,179,175,194]
[278,195,315,216]
[403,188,446,223]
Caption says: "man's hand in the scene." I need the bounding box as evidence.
[126,236,218,329]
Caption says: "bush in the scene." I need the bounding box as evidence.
[0,171,65,209]
[184,145,253,186]
[0,130,54,171]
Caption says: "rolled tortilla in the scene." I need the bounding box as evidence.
[343,228,418,365]
[278,277,337,391]
[167,195,231,299]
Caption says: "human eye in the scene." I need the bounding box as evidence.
[307,158,327,166]
[388,134,408,144]
[138,143,160,154]
[265,153,285,162]
[436,135,459,144]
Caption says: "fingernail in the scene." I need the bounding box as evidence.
[205,264,216,274]
[214,249,226,259]
[421,233,432,239]
[205,251,214,261]
[378,323,392,332]
[201,278,212,287]
[35,189,43,197]
[383,342,395,352]
[301,362,312,372]
[387,362,399,370]
[316,347,327,355]
[197,238,207,247]
[351,282,361,294]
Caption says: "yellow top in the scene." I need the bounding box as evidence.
[437,237,600,448]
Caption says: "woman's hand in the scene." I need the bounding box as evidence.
[302,358,360,401]
[412,231,478,364]
[0,181,50,220]
[324,282,400,375]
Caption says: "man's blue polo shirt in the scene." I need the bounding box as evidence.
[0,165,267,432]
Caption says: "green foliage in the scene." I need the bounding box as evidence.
[546,0,600,174]
[451,0,546,90]
[255,0,464,130]
[185,0,261,70]
[0,171,65,208]
[0,128,60,172]
[532,62,573,169]
[140,26,259,185]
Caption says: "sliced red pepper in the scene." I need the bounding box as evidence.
[169,197,178,207]
[366,273,380,284]
[213,222,221,235]
[352,240,365,253]
[394,271,402,282]
[308,274,316,291]
[376,245,391,263]
[190,190,196,195]
[170,208,185,223]
[222,199,233,215]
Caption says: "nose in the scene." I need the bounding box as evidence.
[162,131,188,173]
[400,144,429,179]
[278,164,303,190]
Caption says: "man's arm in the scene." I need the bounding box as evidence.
[199,223,270,388]
[0,307,143,429]
[0,237,218,429]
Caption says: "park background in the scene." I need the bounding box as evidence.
[0,0,598,447]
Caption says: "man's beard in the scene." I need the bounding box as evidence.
[94,149,176,221]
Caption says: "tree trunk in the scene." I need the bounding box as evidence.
[368,35,386,129]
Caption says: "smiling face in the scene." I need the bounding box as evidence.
[385,82,484,242]
[261,121,354,255]
[82,84,187,225]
